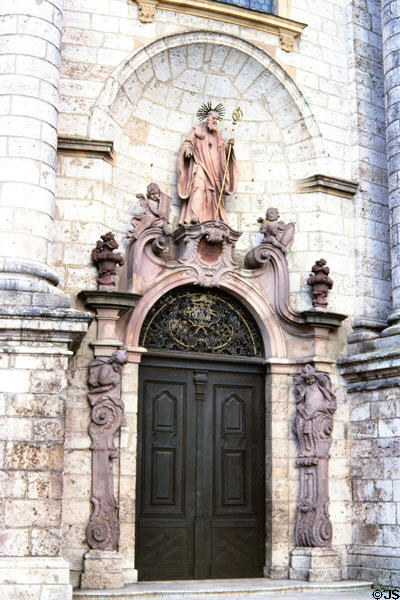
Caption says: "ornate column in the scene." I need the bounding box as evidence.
[79,290,142,589]
[382,0,400,335]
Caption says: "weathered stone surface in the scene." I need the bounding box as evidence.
[6,443,63,471]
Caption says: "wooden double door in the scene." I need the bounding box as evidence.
[136,355,265,580]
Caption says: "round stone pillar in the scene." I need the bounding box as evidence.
[382,0,400,331]
[0,0,64,302]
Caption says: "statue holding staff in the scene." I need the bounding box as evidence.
[177,102,240,225]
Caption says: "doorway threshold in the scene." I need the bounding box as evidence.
[74,578,372,599]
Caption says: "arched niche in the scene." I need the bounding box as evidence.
[88,31,326,254]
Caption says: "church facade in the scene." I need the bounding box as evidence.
[0,1,399,598]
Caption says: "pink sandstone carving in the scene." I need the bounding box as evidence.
[244,207,295,268]
[86,349,128,550]
[307,258,333,308]
[128,182,172,256]
[178,107,238,224]
[293,364,336,547]
[91,232,124,288]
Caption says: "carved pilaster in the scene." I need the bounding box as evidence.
[292,365,336,548]
[86,349,128,551]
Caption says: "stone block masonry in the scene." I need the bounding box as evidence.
[0,0,66,301]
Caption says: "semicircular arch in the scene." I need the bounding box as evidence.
[88,31,326,184]
[124,273,287,359]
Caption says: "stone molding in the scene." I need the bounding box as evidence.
[133,0,307,51]
[0,306,93,351]
[57,137,114,163]
[296,175,358,198]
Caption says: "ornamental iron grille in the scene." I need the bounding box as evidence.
[139,286,264,358]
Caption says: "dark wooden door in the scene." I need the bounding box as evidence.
[136,355,265,580]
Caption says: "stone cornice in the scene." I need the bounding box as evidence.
[133,0,307,51]
[296,174,358,198]
[57,137,114,163]
[300,310,348,329]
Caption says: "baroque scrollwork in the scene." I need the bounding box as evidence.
[293,364,336,547]
[86,349,128,550]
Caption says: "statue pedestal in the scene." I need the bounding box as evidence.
[81,550,125,589]
[289,547,342,582]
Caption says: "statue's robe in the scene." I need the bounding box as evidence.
[177,124,238,224]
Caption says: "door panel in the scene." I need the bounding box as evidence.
[136,358,265,580]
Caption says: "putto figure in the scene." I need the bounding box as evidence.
[258,207,295,254]
[128,182,171,240]
[178,102,238,225]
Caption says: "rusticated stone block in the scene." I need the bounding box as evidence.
[31,528,61,556]
[6,443,63,471]
[0,471,27,498]
[290,547,342,582]
[28,472,63,499]
[0,529,29,556]
[7,394,64,418]
[30,371,66,394]
[32,419,64,442]
[81,550,124,589]
[4,499,61,527]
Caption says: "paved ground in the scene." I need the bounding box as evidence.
[132,594,376,600]
[75,579,375,600]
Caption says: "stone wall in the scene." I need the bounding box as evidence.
[348,385,400,587]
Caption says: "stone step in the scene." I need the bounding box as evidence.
[74,579,373,600]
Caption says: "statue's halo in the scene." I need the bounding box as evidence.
[196,101,225,122]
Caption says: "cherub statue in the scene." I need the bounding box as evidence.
[128,182,171,240]
[257,207,295,254]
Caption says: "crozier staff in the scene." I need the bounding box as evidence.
[177,102,238,225]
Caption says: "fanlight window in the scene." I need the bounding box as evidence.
[214,0,274,13]
[139,286,264,358]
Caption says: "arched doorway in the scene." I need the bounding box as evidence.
[135,286,266,580]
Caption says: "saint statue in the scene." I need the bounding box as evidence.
[177,102,238,225]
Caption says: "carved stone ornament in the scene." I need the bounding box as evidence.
[173,220,242,286]
[307,258,333,308]
[293,364,337,547]
[280,30,295,52]
[244,207,295,269]
[86,349,128,551]
[128,181,172,257]
[91,232,124,288]
[136,0,158,22]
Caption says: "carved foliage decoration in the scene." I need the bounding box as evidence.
[139,285,264,358]
[293,364,336,547]
[86,349,128,550]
